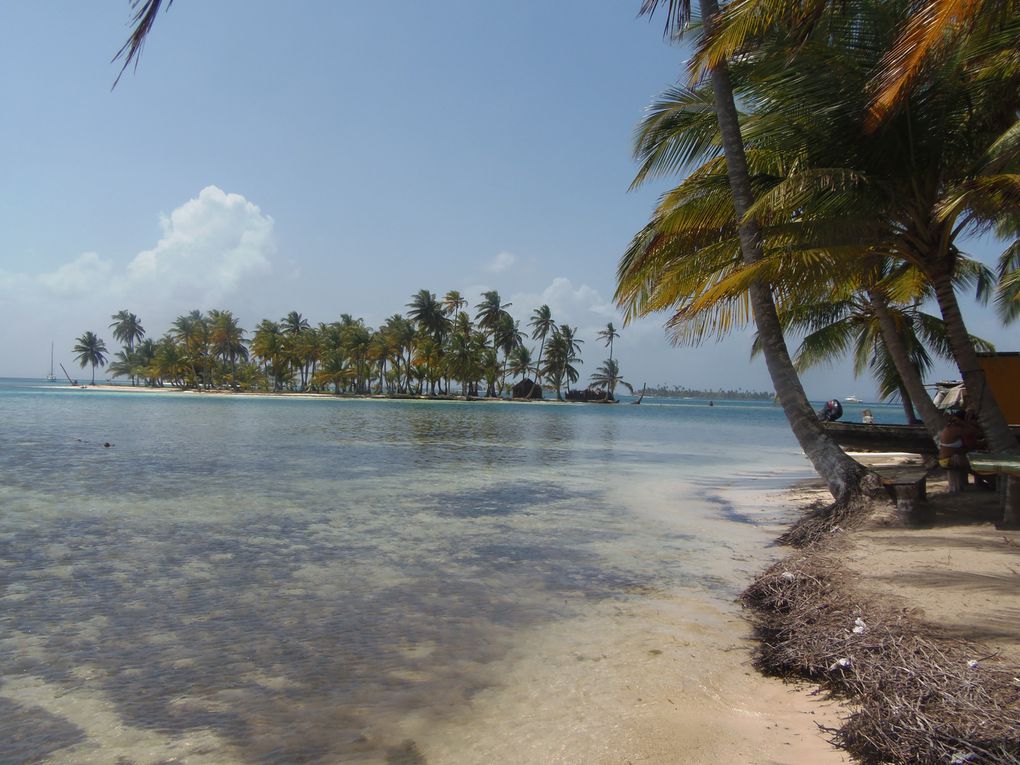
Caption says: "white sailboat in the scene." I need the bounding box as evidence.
[46,342,57,382]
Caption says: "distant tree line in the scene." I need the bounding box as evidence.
[643,385,773,401]
[73,296,635,400]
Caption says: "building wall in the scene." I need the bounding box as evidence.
[978,353,1020,424]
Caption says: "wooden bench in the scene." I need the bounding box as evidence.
[968,452,1020,529]
[881,471,932,525]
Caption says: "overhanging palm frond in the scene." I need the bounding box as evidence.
[691,0,829,81]
[864,0,984,130]
[631,86,724,188]
[112,0,173,88]
[793,319,858,373]
[995,237,1020,323]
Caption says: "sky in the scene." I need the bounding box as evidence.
[1,2,1014,400]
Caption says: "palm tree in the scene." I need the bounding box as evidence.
[281,310,310,336]
[251,319,288,391]
[757,290,992,428]
[527,304,556,399]
[543,326,583,400]
[638,0,873,502]
[597,322,620,363]
[109,310,145,385]
[507,345,533,384]
[475,290,513,347]
[714,2,1019,452]
[171,310,211,389]
[443,290,468,318]
[109,310,145,350]
[590,358,633,401]
[209,309,248,389]
[493,313,524,397]
[407,290,449,394]
[107,349,136,383]
[73,331,108,385]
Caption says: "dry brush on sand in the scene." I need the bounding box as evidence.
[742,542,1020,765]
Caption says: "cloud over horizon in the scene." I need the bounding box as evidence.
[4,186,275,309]
[0,186,277,375]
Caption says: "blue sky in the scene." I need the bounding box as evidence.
[1,2,1013,399]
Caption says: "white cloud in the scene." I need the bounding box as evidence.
[37,252,113,298]
[487,250,517,273]
[0,186,277,376]
[0,186,275,311]
[125,185,274,304]
[510,277,616,326]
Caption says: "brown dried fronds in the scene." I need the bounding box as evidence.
[776,493,877,548]
[742,554,1020,765]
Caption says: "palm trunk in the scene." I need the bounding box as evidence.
[868,291,943,437]
[529,338,547,399]
[930,265,1017,453]
[897,382,920,424]
[701,0,869,500]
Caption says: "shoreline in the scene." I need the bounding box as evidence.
[60,383,583,405]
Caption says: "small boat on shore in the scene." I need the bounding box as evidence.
[822,420,1020,454]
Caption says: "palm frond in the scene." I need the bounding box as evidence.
[112,0,173,88]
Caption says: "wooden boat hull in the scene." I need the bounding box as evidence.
[821,421,1020,454]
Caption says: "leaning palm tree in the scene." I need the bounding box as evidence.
[73,331,109,385]
[637,0,873,503]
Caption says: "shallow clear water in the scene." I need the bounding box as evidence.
[0,381,905,764]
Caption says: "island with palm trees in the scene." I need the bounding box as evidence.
[74,295,639,403]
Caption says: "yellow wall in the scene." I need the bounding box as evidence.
[979,353,1020,424]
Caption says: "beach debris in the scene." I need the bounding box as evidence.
[852,617,867,635]
[966,659,979,669]
[779,571,796,581]
[950,752,979,764]
[743,552,1020,765]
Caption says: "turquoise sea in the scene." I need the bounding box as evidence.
[0,380,906,764]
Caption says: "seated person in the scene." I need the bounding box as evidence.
[862,409,875,424]
[938,410,992,487]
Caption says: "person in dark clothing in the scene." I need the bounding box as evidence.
[817,399,843,422]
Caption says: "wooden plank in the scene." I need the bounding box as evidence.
[969,453,1020,476]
